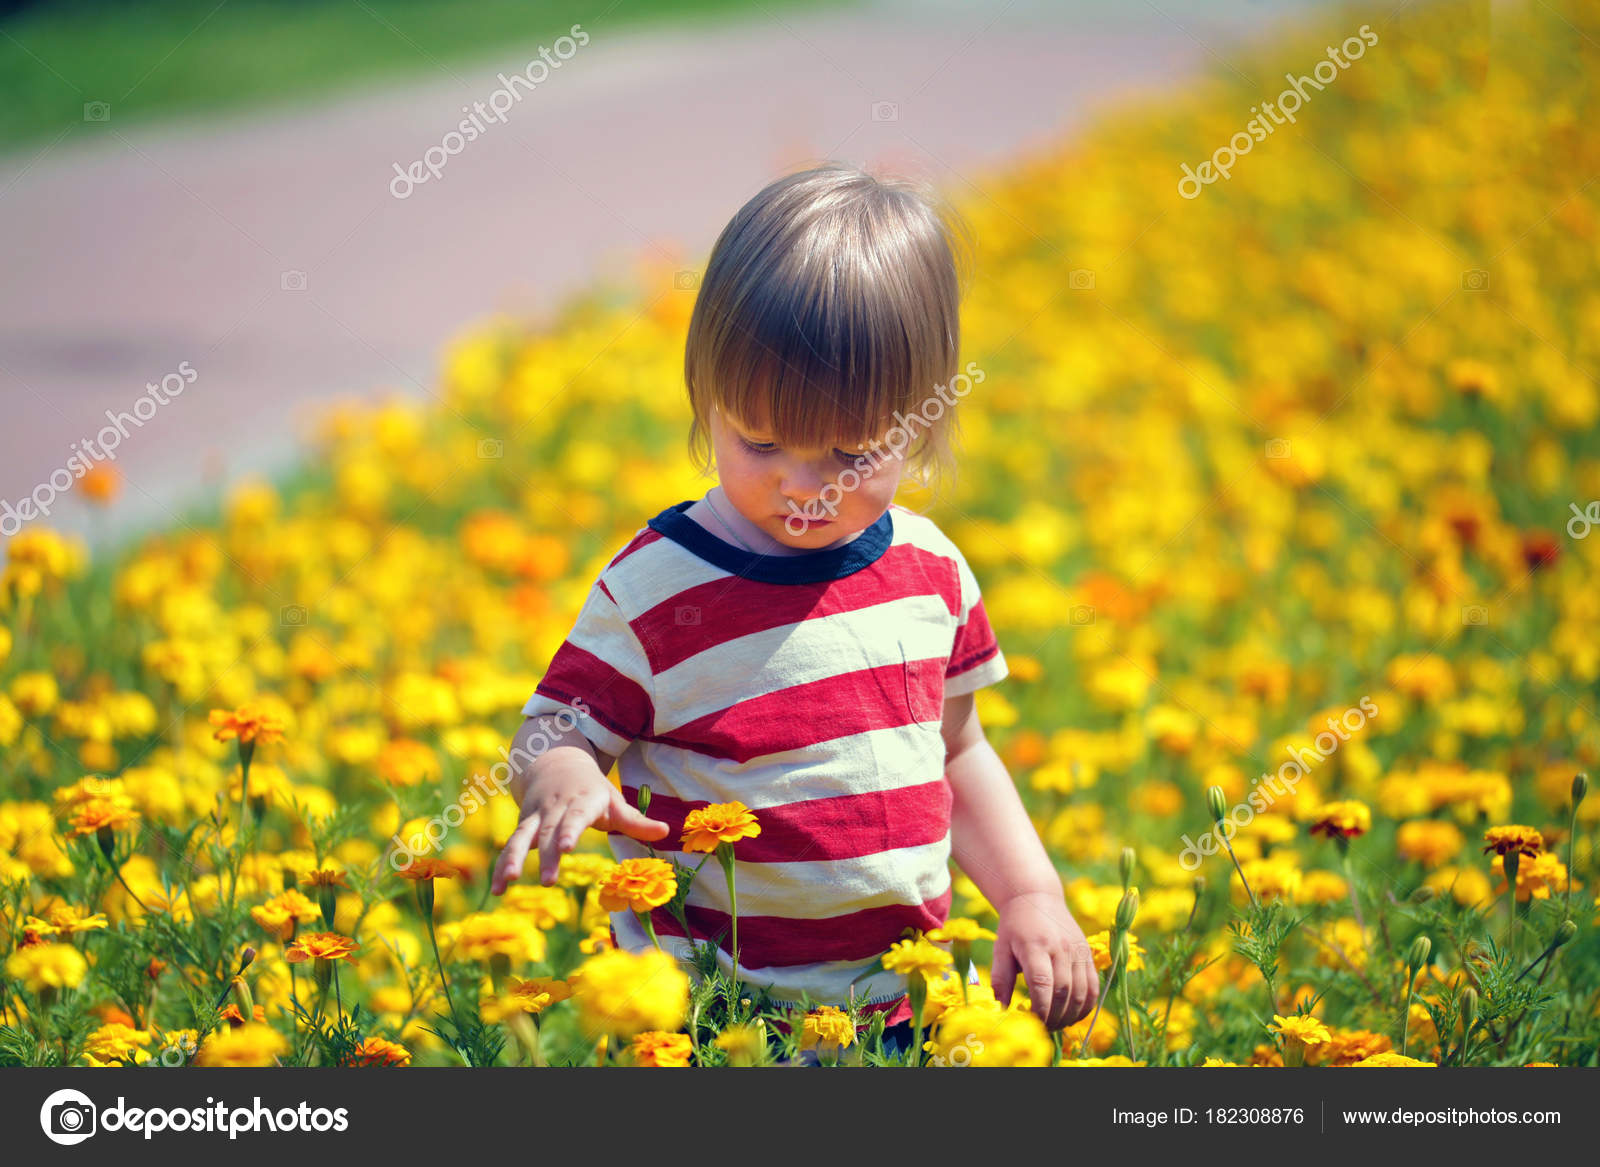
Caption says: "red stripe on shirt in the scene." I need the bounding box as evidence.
[648,886,953,967]
[532,642,653,743]
[631,541,962,673]
[642,661,946,762]
[948,598,1001,678]
[619,778,952,863]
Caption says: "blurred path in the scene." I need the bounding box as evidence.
[0,0,1333,550]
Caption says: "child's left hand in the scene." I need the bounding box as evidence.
[989,891,1099,1031]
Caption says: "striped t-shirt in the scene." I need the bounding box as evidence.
[521,498,1008,1012]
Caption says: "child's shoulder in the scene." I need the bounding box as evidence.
[885,502,968,563]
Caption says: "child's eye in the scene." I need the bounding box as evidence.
[739,437,862,465]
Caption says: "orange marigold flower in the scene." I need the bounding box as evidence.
[596,857,678,913]
[208,705,286,746]
[394,857,462,881]
[301,868,349,890]
[284,931,359,963]
[217,1003,267,1028]
[250,889,322,942]
[64,795,139,839]
[679,801,761,853]
[348,1036,411,1067]
[376,739,440,787]
[1308,800,1371,840]
[1482,825,1544,858]
[629,1030,694,1067]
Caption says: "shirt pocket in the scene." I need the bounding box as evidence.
[900,646,946,726]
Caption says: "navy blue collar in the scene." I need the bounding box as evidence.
[646,500,893,583]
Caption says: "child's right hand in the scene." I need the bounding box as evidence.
[490,767,670,894]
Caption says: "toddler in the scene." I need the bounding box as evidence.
[491,162,1096,1038]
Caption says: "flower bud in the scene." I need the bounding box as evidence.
[1115,888,1140,932]
[1458,986,1478,1033]
[1119,847,1136,890]
[1407,935,1432,972]
[637,784,652,816]
[1553,919,1577,948]
[1573,772,1589,809]
[231,975,255,1018]
[1206,785,1228,825]
[239,946,258,972]
[1191,875,1206,898]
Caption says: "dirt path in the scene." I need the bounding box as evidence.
[0,0,1329,552]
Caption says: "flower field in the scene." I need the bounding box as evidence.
[2,0,1598,1067]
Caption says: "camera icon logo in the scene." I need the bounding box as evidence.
[280,270,308,292]
[40,1088,97,1145]
[281,603,307,626]
[477,437,504,459]
[1462,269,1489,291]
[674,270,700,291]
[1069,604,1096,626]
[871,101,899,122]
[1461,604,1489,626]
[83,101,111,122]
[1264,438,1292,460]
[1068,269,1095,291]
[675,605,701,626]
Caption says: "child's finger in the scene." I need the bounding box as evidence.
[492,812,541,895]
[535,801,571,884]
[611,803,671,841]
[991,943,1020,1008]
[1022,950,1054,1026]
[1066,948,1096,1024]
[1047,949,1075,1029]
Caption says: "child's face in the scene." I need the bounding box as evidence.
[710,403,905,550]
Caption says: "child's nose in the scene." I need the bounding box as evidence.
[778,458,827,500]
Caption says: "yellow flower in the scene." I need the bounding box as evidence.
[679,801,761,853]
[1350,1051,1436,1067]
[195,1023,289,1067]
[1396,820,1464,867]
[927,1004,1052,1066]
[449,910,546,965]
[1086,930,1146,973]
[347,1037,412,1066]
[1308,800,1371,840]
[1482,825,1544,858]
[714,1023,767,1065]
[570,948,689,1039]
[628,1030,694,1067]
[208,704,286,746]
[595,857,678,914]
[284,931,359,963]
[501,884,577,929]
[557,851,617,888]
[927,918,996,944]
[6,942,88,992]
[881,938,954,983]
[82,1023,154,1067]
[250,889,322,942]
[480,976,571,1023]
[800,1005,856,1052]
[1269,1014,1331,1064]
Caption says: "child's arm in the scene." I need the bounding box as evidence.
[489,713,669,894]
[942,692,1099,1031]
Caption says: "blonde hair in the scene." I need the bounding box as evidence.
[683,162,975,506]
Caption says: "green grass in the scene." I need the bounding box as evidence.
[0,0,858,153]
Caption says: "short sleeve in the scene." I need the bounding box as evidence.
[521,579,655,759]
[944,548,1008,698]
